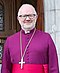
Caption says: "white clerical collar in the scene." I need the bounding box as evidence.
[21,28,36,34]
[24,30,30,34]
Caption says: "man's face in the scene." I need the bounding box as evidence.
[17,4,38,31]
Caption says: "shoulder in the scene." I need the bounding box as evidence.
[36,30,53,42]
[6,31,20,41]
[36,29,51,38]
[36,30,54,44]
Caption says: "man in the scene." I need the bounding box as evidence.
[1,4,59,73]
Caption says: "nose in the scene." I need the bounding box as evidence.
[26,16,30,20]
[24,16,32,23]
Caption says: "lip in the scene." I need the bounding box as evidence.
[23,20,33,23]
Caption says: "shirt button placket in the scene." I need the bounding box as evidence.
[25,35,30,63]
[26,49,29,63]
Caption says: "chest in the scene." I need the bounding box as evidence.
[9,34,48,63]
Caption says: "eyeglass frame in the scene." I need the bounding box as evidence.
[18,14,37,20]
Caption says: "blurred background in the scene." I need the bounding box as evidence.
[0,0,60,72]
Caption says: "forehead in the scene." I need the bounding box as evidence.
[18,4,37,15]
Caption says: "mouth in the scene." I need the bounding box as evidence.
[23,20,33,23]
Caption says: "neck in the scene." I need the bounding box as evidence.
[24,30,30,34]
[21,28,36,34]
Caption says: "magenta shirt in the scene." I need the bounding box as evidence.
[1,29,59,73]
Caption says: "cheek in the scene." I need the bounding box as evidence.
[18,18,24,23]
[17,17,22,21]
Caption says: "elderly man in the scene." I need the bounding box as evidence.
[1,4,59,73]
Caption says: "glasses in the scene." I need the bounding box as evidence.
[19,14,37,20]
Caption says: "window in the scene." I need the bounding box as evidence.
[0,3,4,31]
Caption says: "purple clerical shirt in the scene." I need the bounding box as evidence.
[1,29,59,73]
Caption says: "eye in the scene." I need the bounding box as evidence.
[19,15,22,17]
[23,15,27,17]
[33,14,36,16]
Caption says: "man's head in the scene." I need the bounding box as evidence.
[17,4,38,33]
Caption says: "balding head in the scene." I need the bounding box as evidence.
[18,4,37,16]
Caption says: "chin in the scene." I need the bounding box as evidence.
[19,21,36,30]
[24,23,35,29]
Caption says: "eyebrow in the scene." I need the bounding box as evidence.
[19,14,36,17]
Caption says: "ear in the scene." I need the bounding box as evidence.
[17,16,19,20]
[36,15,38,20]
[36,15,38,19]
